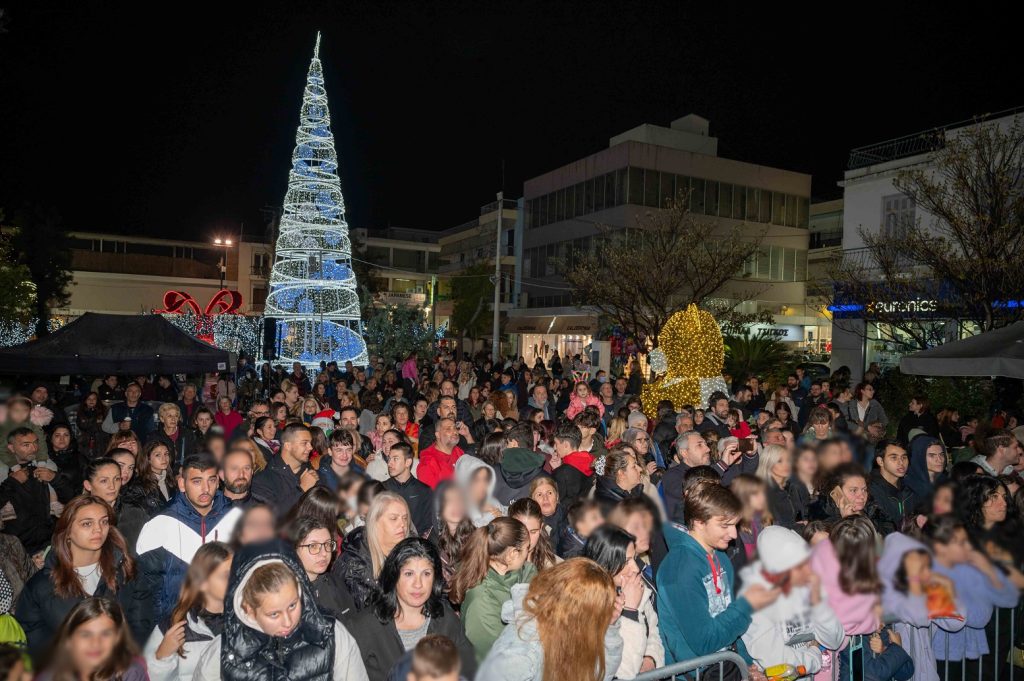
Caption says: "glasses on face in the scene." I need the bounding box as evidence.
[299,540,337,555]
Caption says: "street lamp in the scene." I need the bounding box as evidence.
[212,236,235,291]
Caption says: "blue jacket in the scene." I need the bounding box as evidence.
[656,523,752,665]
[110,401,156,441]
[136,491,242,621]
[317,457,365,492]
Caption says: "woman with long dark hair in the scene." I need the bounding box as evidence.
[76,391,109,458]
[121,440,175,518]
[424,481,475,592]
[509,498,558,571]
[348,538,476,681]
[38,597,146,681]
[48,424,86,502]
[477,557,622,681]
[583,525,663,678]
[17,495,154,659]
[144,542,232,681]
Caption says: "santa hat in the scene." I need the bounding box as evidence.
[311,409,338,432]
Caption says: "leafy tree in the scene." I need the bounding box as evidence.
[450,263,494,353]
[11,206,72,336]
[0,210,36,325]
[363,304,435,364]
[562,192,767,347]
[828,117,1024,353]
[724,332,792,385]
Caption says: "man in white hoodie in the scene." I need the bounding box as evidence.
[738,525,845,675]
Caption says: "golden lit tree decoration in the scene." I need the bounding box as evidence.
[641,304,730,417]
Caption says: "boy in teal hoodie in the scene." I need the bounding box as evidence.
[657,479,778,678]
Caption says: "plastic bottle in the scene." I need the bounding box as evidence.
[764,664,807,681]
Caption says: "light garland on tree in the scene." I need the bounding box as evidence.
[264,32,369,369]
[0,318,62,348]
[641,304,729,416]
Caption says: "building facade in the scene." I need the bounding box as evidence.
[513,114,814,365]
[805,199,843,358]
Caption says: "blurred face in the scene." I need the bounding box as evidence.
[841,475,869,513]
[532,482,559,517]
[379,501,410,552]
[396,557,435,611]
[149,445,170,473]
[219,397,232,413]
[437,420,459,449]
[482,403,496,419]
[441,487,467,525]
[85,464,122,504]
[623,510,653,554]
[796,448,818,480]
[221,452,253,494]
[926,444,947,474]
[51,427,72,451]
[178,466,219,511]
[85,393,98,408]
[932,486,954,514]
[285,386,299,405]
[771,450,793,481]
[111,452,135,484]
[124,385,141,404]
[695,515,739,551]
[469,468,491,505]
[196,412,214,432]
[183,385,197,401]
[297,528,333,577]
[533,386,548,404]
[69,503,110,553]
[238,508,276,545]
[247,581,301,638]
[67,614,118,674]
[983,489,1009,525]
[937,527,972,565]
[414,401,428,419]
[201,556,233,607]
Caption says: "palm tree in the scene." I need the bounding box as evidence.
[724,332,791,384]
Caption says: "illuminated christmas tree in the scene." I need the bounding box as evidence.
[265,32,369,368]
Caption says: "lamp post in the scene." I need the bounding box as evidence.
[213,236,234,291]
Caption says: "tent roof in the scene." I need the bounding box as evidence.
[900,322,1024,378]
[0,313,234,375]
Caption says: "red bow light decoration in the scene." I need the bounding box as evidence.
[157,290,244,344]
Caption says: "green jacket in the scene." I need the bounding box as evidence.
[0,419,49,467]
[462,562,537,663]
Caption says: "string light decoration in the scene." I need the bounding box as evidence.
[0,318,61,348]
[641,304,730,416]
[161,311,262,359]
[264,32,369,369]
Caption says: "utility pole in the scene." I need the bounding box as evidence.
[491,191,503,363]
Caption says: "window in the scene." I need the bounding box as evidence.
[759,190,771,223]
[706,181,719,216]
[719,184,733,218]
[733,185,746,219]
[628,167,644,205]
[691,178,706,214]
[643,169,660,208]
[575,183,585,216]
[615,169,627,207]
[797,197,810,228]
[882,194,915,238]
[251,286,268,306]
[605,172,617,208]
[757,247,771,279]
[783,247,795,281]
[785,195,797,227]
[592,176,605,212]
[746,187,759,221]
[660,172,675,208]
[772,192,785,225]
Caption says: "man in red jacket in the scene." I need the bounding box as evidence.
[416,417,465,489]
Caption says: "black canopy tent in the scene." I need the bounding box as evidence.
[899,321,1024,379]
[0,313,235,375]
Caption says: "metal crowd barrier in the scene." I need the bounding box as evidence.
[633,651,749,681]
[635,605,1021,681]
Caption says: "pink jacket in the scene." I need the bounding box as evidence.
[565,394,604,420]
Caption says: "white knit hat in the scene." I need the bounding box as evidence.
[756,525,811,574]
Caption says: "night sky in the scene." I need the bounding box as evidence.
[1,3,1019,240]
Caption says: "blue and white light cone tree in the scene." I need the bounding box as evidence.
[265,32,369,368]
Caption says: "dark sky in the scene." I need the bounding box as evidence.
[1,2,1019,240]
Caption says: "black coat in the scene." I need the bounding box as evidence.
[120,479,174,519]
[221,541,335,681]
[542,503,567,544]
[331,527,376,610]
[551,463,594,506]
[383,476,434,537]
[309,571,357,623]
[17,549,155,661]
[867,469,919,534]
[348,601,476,681]
[593,475,644,516]
[0,472,59,554]
[114,496,149,552]
[766,479,807,529]
[146,428,197,473]
[250,454,314,518]
[49,446,86,502]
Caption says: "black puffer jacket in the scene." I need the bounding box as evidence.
[220,541,335,681]
[331,527,376,610]
[593,474,645,516]
[120,478,174,519]
[17,548,155,661]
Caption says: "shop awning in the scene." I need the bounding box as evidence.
[900,321,1024,378]
[504,315,598,335]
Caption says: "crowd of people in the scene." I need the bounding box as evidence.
[0,350,1022,681]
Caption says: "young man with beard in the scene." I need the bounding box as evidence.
[658,479,778,678]
[220,447,256,507]
[136,452,242,621]
[251,422,320,516]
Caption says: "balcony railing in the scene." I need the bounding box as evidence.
[810,230,843,249]
[250,265,270,278]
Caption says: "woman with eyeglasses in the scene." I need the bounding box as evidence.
[285,516,356,622]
